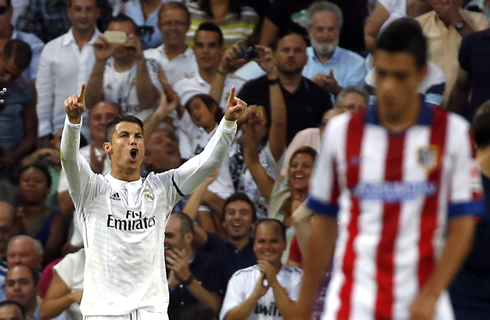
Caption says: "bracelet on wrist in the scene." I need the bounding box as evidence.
[267,77,280,86]
[181,274,195,286]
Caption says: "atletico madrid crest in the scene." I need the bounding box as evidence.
[417,145,440,173]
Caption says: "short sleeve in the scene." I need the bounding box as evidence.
[447,118,485,217]
[219,271,247,320]
[307,120,341,217]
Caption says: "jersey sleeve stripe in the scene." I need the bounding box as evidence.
[448,201,485,217]
[417,108,448,288]
[337,111,365,320]
[307,197,339,217]
[172,174,185,197]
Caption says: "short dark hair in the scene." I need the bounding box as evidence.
[253,218,287,242]
[472,100,490,149]
[171,212,194,234]
[289,146,317,167]
[7,265,39,286]
[105,115,144,143]
[274,33,307,52]
[375,17,427,69]
[195,22,224,46]
[18,163,52,189]
[158,2,191,25]
[109,13,139,35]
[3,39,32,71]
[223,193,257,222]
[0,300,26,319]
[185,94,224,124]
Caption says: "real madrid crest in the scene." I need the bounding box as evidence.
[144,189,155,202]
[417,145,440,173]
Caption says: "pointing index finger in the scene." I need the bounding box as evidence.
[228,86,236,105]
[78,84,86,104]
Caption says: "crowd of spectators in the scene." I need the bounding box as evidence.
[0,0,490,319]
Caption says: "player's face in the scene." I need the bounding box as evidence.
[223,200,254,241]
[253,223,286,264]
[67,0,99,35]
[7,240,40,269]
[108,21,137,60]
[106,122,145,171]
[159,8,189,47]
[373,50,426,119]
[188,97,217,132]
[288,153,314,192]
[0,305,24,320]
[0,58,23,83]
[144,131,181,173]
[309,11,339,55]
[89,102,119,143]
[17,168,50,205]
[193,31,224,71]
[5,266,37,308]
[274,34,308,76]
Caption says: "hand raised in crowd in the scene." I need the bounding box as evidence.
[255,45,278,77]
[224,87,247,122]
[165,249,192,282]
[237,105,266,148]
[155,89,180,119]
[218,40,247,74]
[64,84,86,124]
[432,0,463,25]
[125,34,144,61]
[252,272,270,299]
[312,70,341,95]
[93,35,115,62]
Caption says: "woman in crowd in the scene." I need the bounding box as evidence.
[16,164,68,265]
[186,0,260,47]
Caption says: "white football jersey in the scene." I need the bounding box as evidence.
[220,265,303,320]
[60,116,236,316]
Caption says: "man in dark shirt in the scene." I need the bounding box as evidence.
[193,193,257,282]
[450,101,490,319]
[238,33,332,144]
[165,212,226,320]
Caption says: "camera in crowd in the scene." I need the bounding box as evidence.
[238,47,258,60]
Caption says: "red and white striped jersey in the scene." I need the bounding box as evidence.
[307,103,484,320]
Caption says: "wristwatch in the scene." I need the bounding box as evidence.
[455,20,465,31]
[267,77,280,85]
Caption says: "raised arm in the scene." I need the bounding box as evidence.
[60,85,101,210]
[172,87,245,195]
[210,41,244,104]
[85,36,112,110]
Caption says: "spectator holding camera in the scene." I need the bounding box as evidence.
[85,14,160,122]
[172,22,245,112]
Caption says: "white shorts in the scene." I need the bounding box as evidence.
[84,310,169,320]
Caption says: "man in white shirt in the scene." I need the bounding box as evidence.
[172,22,245,111]
[144,2,197,84]
[85,14,161,122]
[60,85,246,319]
[36,0,101,144]
[220,219,302,320]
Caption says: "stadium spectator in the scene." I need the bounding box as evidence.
[40,248,84,320]
[185,0,259,48]
[0,202,17,276]
[447,28,490,120]
[0,0,44,81]
[124,0,162,49]
[6,265,63,320]
[15,0,112,43]
[165,212,226,319]
[303,1,366,103]
[143,123,181,174]
[172,22,245,111]
[36,0,102,144]
[16,164,67,265]
[0,300,26,320]
[144,2,197,84]
[416,0,488,104]
[238,33,332,144]
[219,219,302,320]
[0,40,37,179]
[85,14,160,121]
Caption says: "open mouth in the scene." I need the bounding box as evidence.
[130,148,138,160]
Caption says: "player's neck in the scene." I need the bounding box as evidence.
[111,166,141,182]
[25,301,38,320]
[73,28,95,51]
[377,95,421,132]
[114,57,135,72]
[278,72,302,93]
[164,43,188,60]
[199,67,218,84]
[21,204,46,217]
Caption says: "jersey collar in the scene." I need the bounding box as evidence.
[365,97,433,126]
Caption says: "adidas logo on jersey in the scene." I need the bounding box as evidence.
[110,193,121,201]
